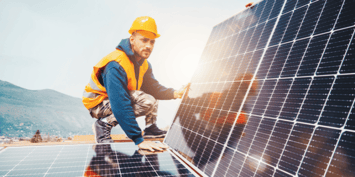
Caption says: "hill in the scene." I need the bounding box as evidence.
[0,80,123,137]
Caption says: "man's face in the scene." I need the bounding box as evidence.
[130,32,155,61]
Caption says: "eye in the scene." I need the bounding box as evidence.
[150,40,155,45]
[142,38,149,43]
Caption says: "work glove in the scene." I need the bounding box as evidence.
[174,83,190,99]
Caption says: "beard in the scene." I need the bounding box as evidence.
[134,49,151,60]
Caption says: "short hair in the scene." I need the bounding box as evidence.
[131,31,138,37]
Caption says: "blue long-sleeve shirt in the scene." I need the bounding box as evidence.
[100,38,175,145]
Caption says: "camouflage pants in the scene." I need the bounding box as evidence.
[89,90,158,127]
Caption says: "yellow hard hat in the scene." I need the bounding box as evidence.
[129,16,160,38]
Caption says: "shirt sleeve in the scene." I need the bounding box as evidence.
[141,62,175,100]
[102,61,144,145]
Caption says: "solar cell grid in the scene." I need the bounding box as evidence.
[298,127,340,176]
[280,38,309,77]
[266,42,292,78]
[334,0,355,30]
[269,12,292,46]
[282,0,297,13]
[314,0,343,35]
[257,19,277,50]
[339,29,355,74]
[279,77,312,120]
[0,143,194,177]
[326,131,355,176]
[296,0,325,40]
[296,33,331,76]
[165,0,355,176]
[281,5,308,43]
[316,27,355,75]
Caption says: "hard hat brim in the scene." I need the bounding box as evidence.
[129,29,160,38]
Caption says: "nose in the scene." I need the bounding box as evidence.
[145,43,153,51]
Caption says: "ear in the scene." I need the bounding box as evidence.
[130,35,134,44]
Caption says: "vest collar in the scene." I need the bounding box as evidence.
[116,38,146,66]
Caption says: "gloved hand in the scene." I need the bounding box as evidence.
[174,83,190,99]
[138,141,169,151]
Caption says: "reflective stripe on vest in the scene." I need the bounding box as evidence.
[82,49,149,109]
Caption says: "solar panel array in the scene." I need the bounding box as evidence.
[164,0,355,176]
[0,143,194,177]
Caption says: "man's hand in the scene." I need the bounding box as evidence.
[138,141,169,151]
[138,149,165,155]
[174,83,190,99]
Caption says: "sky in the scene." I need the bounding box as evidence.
[0,0,251,128]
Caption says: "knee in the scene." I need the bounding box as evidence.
[133,91,157,108]
[144,94,157,108]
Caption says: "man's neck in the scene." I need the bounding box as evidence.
[134,55,143,62]
[132,51,146,66]
[131,45,142,62]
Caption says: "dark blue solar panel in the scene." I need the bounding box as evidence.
[298,127,340,177]
[296,0,311,8]
[334,0,355,30]
[0,143,194,177]
[313,0,343,35]
[263,120,293,166]
[296,0,325,40]
[297,33,331,76]
[246,50,265,75]
[345,106,355,130]
[297,76,334,123]
[252,79,278,116]
[257,18,277,50]
[251,0,267,28]
[245,2,264,28]
[278,123,314,175]
[259,0,275,24]
[231,31,247,56]
[326,132,355,176]
[269,12,292,46]
[282,0,297,14]
[339,28,355,74]
[316,27,354,75]
[257,46,278,79]
[267,42,293,78]
[280,38,310,77]
[269,0,286,20]
[274,169,291,177]
[165,0,355,176]
[240,27,256,54]
[319,75,355,127]
[279,77,312,120]
[281,6,308,43]
[264,79,293,117]
[247,23,266,52]
[248,118,276,154]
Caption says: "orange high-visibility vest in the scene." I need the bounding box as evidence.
[82,49,149,109]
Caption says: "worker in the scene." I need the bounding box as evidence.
[82,16,187,151]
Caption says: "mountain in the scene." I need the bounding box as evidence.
[0,80,123,138]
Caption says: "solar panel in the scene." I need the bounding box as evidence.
[164,0,355,176]
[0,143,195,176]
